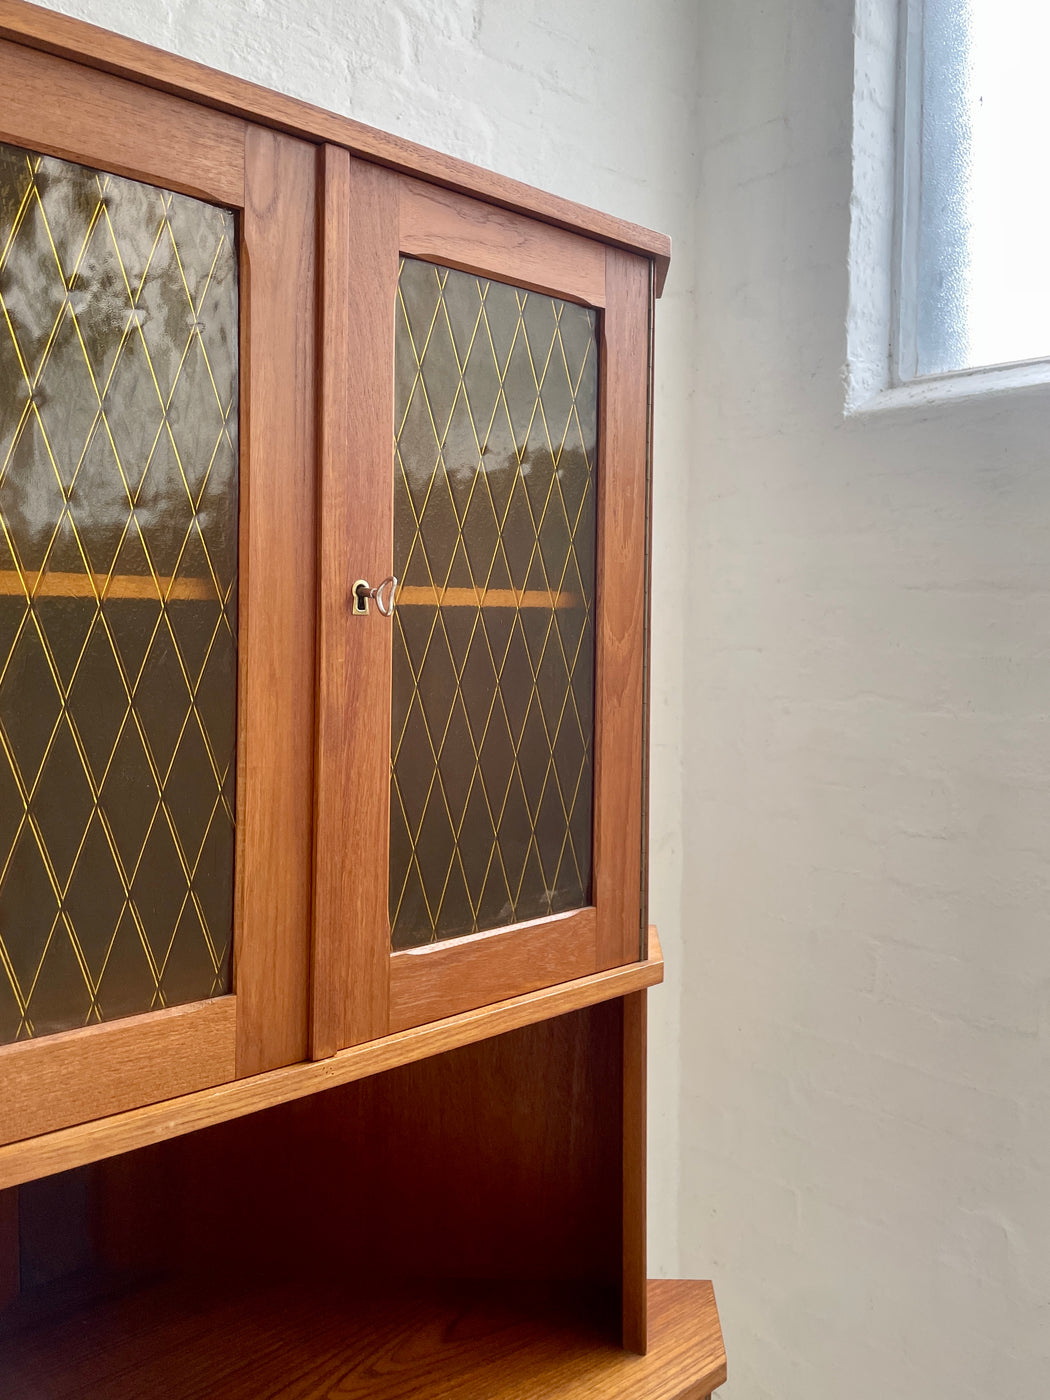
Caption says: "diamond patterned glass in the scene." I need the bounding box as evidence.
[0,142,238,1043]
[391,258,597,949]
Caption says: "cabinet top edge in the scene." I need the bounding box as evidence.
[0,0,671,296]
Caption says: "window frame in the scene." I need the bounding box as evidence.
[892,0,1050,388]
[892,0,924,386]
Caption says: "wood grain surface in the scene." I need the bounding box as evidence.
[593,248,651,970]
[93,1003,622,1289]
[0,1277,723,1399]
[0,941,662,1191]
[0,34,245,206]
[622,990,648,1353]
[0,0,671,290]
[311,154,400,1056]
[400,175,606,305]
[0,999,236,1148]
[310,142,354,1060]
[234,126,317,1077]
[389,908,597,1033]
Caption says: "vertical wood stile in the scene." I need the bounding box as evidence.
[235,127,318,1076]
[639,261,656,961]
[311,155,400,1055]
[594,248,650,969]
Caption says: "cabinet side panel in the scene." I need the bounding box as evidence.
[312,155,399,1055]
[235,128,317,1076]
[622,988,647,1353]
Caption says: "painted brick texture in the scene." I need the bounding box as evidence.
[686,1,1050,1397]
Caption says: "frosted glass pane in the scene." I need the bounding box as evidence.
[917,0,1050,375]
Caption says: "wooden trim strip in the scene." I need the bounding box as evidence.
[0,997,236,1148]
[310,143,355,1061]
[0,936,663,1190]
[389,908,597,1034]
[0,0,670,290]
[0,35,245,207]
[0,571,215,601]
[400,176,606,307]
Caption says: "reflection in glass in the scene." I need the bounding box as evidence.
[0,142,238,1042]
[391,258,597,949]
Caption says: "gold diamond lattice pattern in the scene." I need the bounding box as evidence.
[391,258,598,949]
[0,141,239,1043]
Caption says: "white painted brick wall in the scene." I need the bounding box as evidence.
[686,2,1050,1397]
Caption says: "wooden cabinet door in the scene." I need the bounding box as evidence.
[0,42,317,1143]
[312,152,651,1052]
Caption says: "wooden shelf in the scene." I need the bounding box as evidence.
[0,1274,725,1399]
[396,585,582,610]
[0,570,216,601]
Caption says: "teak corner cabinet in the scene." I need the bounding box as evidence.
[0,3,726,1396]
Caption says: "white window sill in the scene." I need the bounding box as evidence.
[846,357,1050,419]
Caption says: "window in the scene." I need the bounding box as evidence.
[898,0,1050,380]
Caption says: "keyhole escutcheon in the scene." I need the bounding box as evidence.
[351,576,398,618]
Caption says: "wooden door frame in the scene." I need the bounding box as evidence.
[312,160,650,1052]
[0,41,316,1145]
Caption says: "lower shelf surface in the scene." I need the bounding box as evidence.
[0,1275,725,1399]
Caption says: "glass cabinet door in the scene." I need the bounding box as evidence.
[0,43,317,1142]
[313,160,651,1051]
